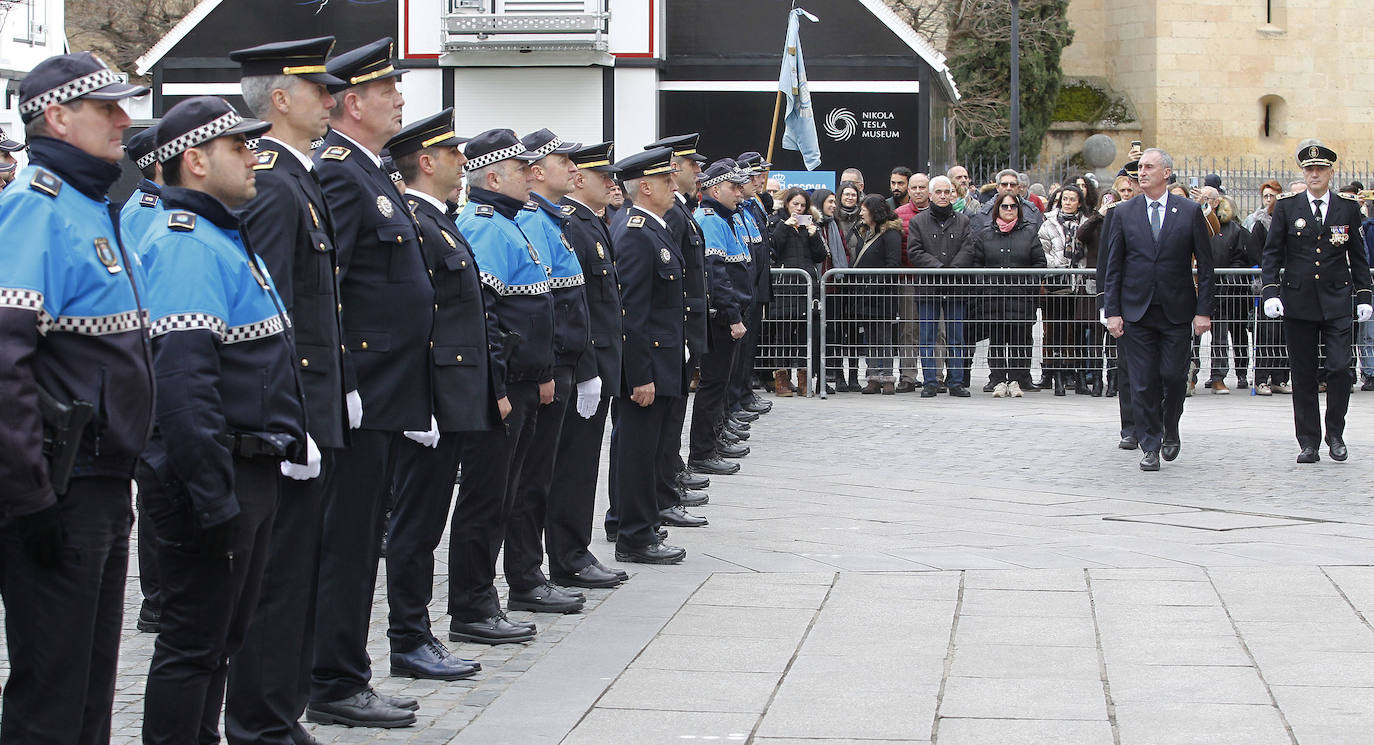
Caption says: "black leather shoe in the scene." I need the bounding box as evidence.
[732,408,761,422]
[616,541,687,565]
[678,489,709,507]
[659,505,708,527]
[1161,435,1181,462]
[726,416,753,432]
[718,429,742,445]
[688,457,740,475]
[983,380,998,393]
[552,563,622,589]
[375,690,419,711]
[677,470,710,490]
[500,612,537,631]
[307,690,416,728]
[291,723,324,745]
[1297,446,1321,464]
[949,384,970,397]
[921,385,938,398]
[508,582,585,614]
[1326,435,1348,462]
[449,615,538,644]
[895,380,918,394]
[723,424,751,440]
[595,561,630,581]
[747,393,773,412]
[390,639,479,681]
[1139,451,1161,471]
[717,441,750,458]
[137,602,161,633]
[1118,435,1139,450]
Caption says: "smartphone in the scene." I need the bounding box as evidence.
[1101,193,1116,206]
[1189,176,1199,188]
[794,214,813,226]
[1130,140,1142,150]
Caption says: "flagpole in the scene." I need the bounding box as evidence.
[765,90,783,176]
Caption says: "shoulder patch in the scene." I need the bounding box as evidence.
[560,204,576,216]
[29,168,61,197]
[253,150,279,170]
[701,207,715,215]
[627,215,646,228]
[475,204,494,217]
[321,145,350,161]
[139,192,160,208]
[167,211,197,232]
[522,200,538,211]
[1336,191,1359,202]
[1277,191,1300,200]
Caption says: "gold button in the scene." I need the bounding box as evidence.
[686,306,692,311]
[428,269,434,276]
[461,261,467,268]
[430,341,434,348]
[335,266,340,275]
[301,358,310,367]
[396,236,403,243]
[669,274,675,280]
[456,354,463,362]
[602,269,608,275]
[653,341,660,347]
[1315,274,1321,279]
[622,309,626,315]
[361,341,369,349]
[319,243,326,251]
[337,304,343,312]
[434,304,439,311]
[623,334,627,341]
[1317,249,1322,253]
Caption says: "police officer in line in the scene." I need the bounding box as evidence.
[448,128,550,644]
[609,146,690,565]
[505,127,592,613]
[547,141,630,587]
[384,108,492,681]
[222,37,350,745]
[0,51,154,745]
[308,37,430,729]
[121,127,166,248]
[136,95,310,745]
[0,126,22,188]
[728,152,773,414]
[1261,143,1374,463]
[687,161,753,477]
[1096,160,1140,450]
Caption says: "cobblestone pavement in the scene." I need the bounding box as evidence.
[4,384,1374,744]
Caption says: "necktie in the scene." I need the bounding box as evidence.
[1312,199,1324,225]
[1150,201,1162,240]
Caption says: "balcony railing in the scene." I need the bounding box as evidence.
[442,0,609,55]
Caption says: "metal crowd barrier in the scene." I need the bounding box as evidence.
[758,267,817,396]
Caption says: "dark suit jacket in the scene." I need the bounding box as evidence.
[560,196,624,389]
[1103,193,1215,324]
[611,207,685,397]
[1261,191,1373,321]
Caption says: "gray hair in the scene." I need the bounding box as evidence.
[1142,147,1174,170]
[929,175,953,190]
[240,75,297,119]
[995,168,1018,182]
[841,167,864,181]
[466,161,508,191]
[1017,172,1030,186]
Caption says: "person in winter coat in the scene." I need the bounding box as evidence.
[956,192,1047,397]
[1199,191,1251,393]
[906,175,973,396]
[1038,184,1092,395]
[1247,180,1290,394]
[852,194,903,394]
[829,181,866,390]
[769,187,827,395]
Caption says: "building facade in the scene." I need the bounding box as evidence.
[0,0,66,143]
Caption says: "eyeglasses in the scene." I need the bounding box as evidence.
[999,182,1019,188]
[999,204,1018,210]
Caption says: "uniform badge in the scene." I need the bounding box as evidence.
[1330,225,1349,245]
[253,151,278,170]
[596,242,605,259]
[168,211,197,231]
[308,203,320,229]
[139,192,160,208]
[627,215,646,228]
[376,195,394,218]
[527,243,542,264]
[701,207,715,215]
[659,248,671,264]
[29,169,61,197]
[248,257,270,290]
[321,145,350,161]
[441,230,457,248]
[560,234,575,253]
[560,204,576,216]
[1309,145,1320,160]
[94,238,122,274]
[1295,218,1306,230]
[475,205,494,217]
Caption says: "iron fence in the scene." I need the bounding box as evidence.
[757,268,816,395]
[1174,157,1374,218]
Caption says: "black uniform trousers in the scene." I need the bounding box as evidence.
[612,393,680,550]
[728,302,763,408]
[0,477,130,745]
[504,369,573,592]
[388,432,470,651]
[605,402,622,536]
[447,381,538,622]
[548,393,612,576]
[311,429,407,703]
[143,459,279,745]
[689,323,740,461]
[136,488,162,616]
[1122,304,1190,453]
[225,451,335,745]
[1285,316,1354,448]
[657,393,688,512]
[1115,335,1136,439]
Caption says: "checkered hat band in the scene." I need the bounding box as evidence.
[466,142,527,171]
[136,151,158,170]
[20,69,121,116]
[531,137,562,159]
[701,174,729,188]
[155,111,242,163]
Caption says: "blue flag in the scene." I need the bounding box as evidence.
[778,7,821,171]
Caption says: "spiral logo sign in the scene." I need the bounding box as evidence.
[824,108,858,142]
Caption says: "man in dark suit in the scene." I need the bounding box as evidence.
[1104,148,1216,471]
[1261,143,1374,463]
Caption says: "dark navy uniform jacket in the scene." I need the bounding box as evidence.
[139,187,306,528]
[695,198,753,326]
[314,130,434,432]
[0,139,155,519]
[455,187,554,397]
[406,190,500,432]
[1262,190,1374,322]
[241,138,348,448]
[119,179,164,249]
[559,195,623,388]
[666,192,710,357]
[517,192,590,371]
[611,205,685,396]
[742,197,772,304]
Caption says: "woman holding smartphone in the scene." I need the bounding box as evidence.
[769,187,828,395]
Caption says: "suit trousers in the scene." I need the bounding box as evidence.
[447,382,537,622]
[0,477,130,745]
[1284,316,1354,448]
[226,450,335,745]
[143,460,279,745]
[311,429,406,703]
[690,323,740,461]
[548,393,611,576]
[1123,305,1191,453]
[728,302,761,408]
[612,394,680,549]
[504,369,573,592]
[1115,335,1136,439]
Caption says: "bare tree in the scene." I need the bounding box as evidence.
[66,0,197,78]
[884,0,950,49]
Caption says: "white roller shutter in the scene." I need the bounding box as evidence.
[451,67,603,144]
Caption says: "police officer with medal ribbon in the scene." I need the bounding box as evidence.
[0,51,154,745]
[1261,142,1374,463]
[308,37,431,729]
[135,95,308,745]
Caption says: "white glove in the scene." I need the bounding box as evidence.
[576,376,602,419]
[280,435,321,481]
[1359,304,1373,322]
[1098,308,1109,329]
[404,416,440,448]
[1263,298,1284,319]
[346,389,363,429]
